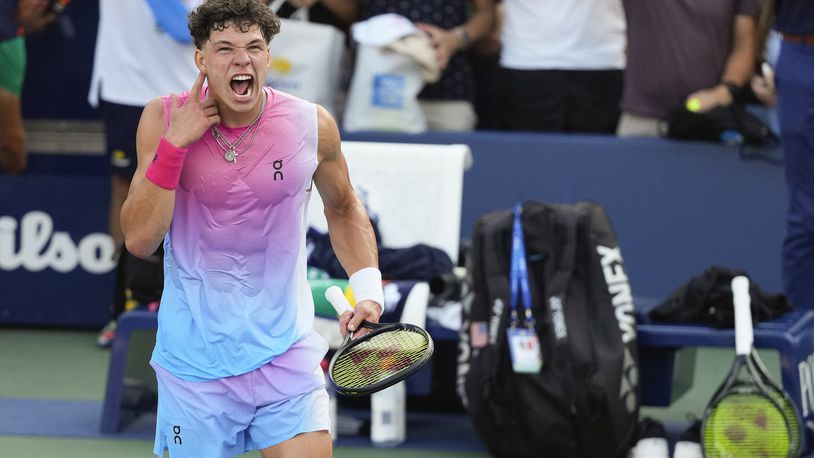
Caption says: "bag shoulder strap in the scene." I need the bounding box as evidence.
[544,204,581,300]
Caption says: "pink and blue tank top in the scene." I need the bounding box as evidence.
[151,87,320,381]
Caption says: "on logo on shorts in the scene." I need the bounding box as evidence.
[172,424,183,445]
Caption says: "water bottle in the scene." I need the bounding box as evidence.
[371,382,406,447]
[323,370,338,442]
[328,387,338,442]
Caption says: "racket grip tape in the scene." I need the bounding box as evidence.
[732,276,753,355]
[325,285,354,316]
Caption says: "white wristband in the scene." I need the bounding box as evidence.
[349,267,384,308]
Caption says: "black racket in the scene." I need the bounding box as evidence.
[701,276,799,457]
[324,285,434,396]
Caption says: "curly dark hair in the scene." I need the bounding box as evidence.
[188,0,281,49]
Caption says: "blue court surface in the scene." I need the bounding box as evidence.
[0,328,489,457]
[4,328,813,457]
[0,397,485,452]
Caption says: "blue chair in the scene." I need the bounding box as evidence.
[99,308,158,434]
[636,300,814,452]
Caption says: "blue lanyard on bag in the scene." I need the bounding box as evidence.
[510,203,535,329]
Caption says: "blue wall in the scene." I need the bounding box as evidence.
[0,132,787,327]
[346,131,787,302]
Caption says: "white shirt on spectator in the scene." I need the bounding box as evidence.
[88,0,201,108]
[500,0,626,70]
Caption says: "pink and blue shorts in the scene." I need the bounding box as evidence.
[151,331,330,457]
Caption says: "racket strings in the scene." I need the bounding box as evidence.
[771,393,800,452]
[752,359,801,451]
[703,393,792,458]
[331,329,430,389]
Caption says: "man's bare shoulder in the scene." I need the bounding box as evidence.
[142,97,166,124]
[135,97,170,156]
[138,98,168,136]
[316,104,341,162]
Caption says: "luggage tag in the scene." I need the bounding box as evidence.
[507,326,542,373]
[508,203,542,374]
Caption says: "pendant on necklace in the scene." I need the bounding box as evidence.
[224,147,237,163]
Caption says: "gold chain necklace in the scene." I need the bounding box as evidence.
[210,92,266,163]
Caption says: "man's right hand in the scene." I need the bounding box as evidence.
[338,299,382,339]
[164,72,220,148]
[751,65,776,108]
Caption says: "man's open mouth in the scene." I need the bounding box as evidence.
[230,74,253,96]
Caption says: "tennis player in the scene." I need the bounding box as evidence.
[120,0,382,456]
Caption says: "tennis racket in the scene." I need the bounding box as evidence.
[748,347,803,457]
[728,283,801,448]
[701,276,799,457]
[324,285,434,396]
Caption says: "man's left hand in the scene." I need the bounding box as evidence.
[685,84,733,113]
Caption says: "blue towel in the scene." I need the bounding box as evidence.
[145,0,192,44]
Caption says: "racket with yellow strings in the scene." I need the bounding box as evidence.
[701,276,800,457]
[324,285,434,396]
[747,346,803,457]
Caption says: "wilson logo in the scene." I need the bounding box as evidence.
[0,211,115,274]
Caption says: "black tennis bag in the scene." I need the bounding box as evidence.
[458,200,639,457]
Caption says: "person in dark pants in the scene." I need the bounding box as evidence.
[496,0,625,133]
[775,0,814,309]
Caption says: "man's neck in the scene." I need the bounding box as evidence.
[218,91,266,128]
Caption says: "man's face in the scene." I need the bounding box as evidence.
[197,23,270,117]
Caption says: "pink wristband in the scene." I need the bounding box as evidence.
[145,137,187,190]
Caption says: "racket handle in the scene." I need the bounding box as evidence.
[732,275,754,355]
[325,285,354,316]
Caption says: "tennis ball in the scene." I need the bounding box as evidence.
[686,98,702,112]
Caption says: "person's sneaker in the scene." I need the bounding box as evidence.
[96,320,117,348]
[629,417,669,458]
[673,420,702,458]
